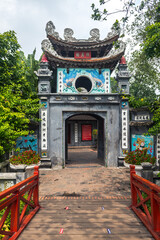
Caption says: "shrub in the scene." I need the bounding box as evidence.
[0,194,33,239]
[124,149,156,165]
[9,150,40,165]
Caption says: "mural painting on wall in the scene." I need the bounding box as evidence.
[16,135,38,153]
[131,134,154,156]
[57,68,110,94]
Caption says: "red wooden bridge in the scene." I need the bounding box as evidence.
[0,166,160,240]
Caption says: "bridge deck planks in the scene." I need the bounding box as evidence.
[18,199,154,240]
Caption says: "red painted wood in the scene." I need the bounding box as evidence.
[0,175,37,200]
[151,190,160,232]
[10,207,40,240]
[0,205,11,229]
[0,166,40,240]
[130,165,137,206]
[130,165,160,240]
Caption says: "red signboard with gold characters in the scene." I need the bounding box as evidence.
[82,125,92,141]
[74,51,91,59]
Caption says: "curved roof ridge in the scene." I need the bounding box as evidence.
[41,39,125,63]
[45,21,120,46]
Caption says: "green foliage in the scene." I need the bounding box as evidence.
[128,0,160,60]
[110,77,118,93]
[10,150,40,165]
[91,0,160,61]
[137,192,151,215]
[91,0,125,22]
[0,85,40,156]
[111,20,121,32]
[128,96,160,135]
[77,87,83,92]
[124,149,156,165]
[128,50,160,101]
[147,99,160,135]
[128,96,150,108]
[0,31,41,157]
[24,49,40,93]
[0,194,34,239]
[0,31,31,97]
[142,22,160,59]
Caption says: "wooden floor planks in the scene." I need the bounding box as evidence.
[18,199,154,240]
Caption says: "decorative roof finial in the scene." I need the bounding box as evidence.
[120,56,126,64]
[41,54,48,63]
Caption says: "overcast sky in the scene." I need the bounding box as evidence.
[0,0,125,59]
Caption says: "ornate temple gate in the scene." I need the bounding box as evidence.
[35,21,131,168]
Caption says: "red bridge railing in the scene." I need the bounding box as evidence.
[130,165,160,240]
[0,166,40,240]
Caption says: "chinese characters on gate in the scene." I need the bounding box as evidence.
[104,71,110,93]
[74,51,91,59]
[58,71,63,93]
[41,109,47,150]
[122,109,128,149]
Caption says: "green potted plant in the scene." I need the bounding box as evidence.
[124,149,156,176]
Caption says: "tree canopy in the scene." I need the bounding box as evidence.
[91,0,160,134]
[128,50,160,101]
[91,0,160,59]
[0,31,40,157]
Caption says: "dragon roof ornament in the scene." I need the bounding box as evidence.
[106,41,126,58]
[88,28,100,41]
[64,28,77,41]
[45,21,60,39]
[45,21,120,42]
[42,39,61,57]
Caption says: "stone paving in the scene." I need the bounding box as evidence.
[39,148,131,198]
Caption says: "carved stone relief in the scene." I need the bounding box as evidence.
[45,21,60,39]
[88,28,100,41]
[39,83,50,93]
[105,29,120,40]
[106,41,126,58]
[41,39,60,57]
[64,28,77,41]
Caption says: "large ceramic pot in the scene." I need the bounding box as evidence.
[10,162,40,178]
[124,161,142,176]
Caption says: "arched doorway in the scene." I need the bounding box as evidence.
[65,113,105,167]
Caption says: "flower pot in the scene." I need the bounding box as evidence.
[9,162,40,179]
[124,161,142,176]
[9,163,26,172]
[26,163,41,178]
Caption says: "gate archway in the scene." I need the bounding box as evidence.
[65,113,105,167]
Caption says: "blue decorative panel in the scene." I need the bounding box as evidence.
[122,101,128,108]
[57,68,110,94]
[131,134,154,156]
[41,101,47,108]
[16,135,38,153]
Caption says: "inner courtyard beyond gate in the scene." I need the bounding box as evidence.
[65,113,105,166]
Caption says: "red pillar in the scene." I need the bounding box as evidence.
[10,190,20,232]
[130,165,137,206]
[151,189,160,232]
[33,166,39,207]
